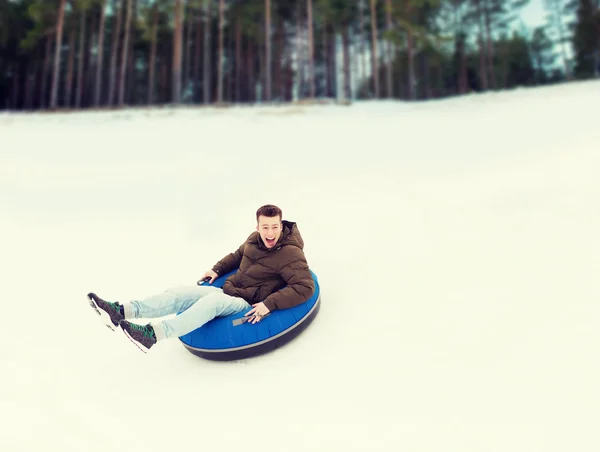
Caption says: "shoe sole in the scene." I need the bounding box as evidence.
[120,325,150,354]
[87,295,118,332]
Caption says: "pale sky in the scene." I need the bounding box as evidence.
[520,0,548,29]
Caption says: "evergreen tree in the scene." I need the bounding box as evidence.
[570,0,600,78]
[543,0,576,78]
[505,32,536,86]
[530,26,559,83]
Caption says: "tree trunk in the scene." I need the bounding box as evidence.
[185,3,193,97]
[273,20,281,100]
[307,0,315,98]
[459,37,468,93]
[181,2,188,92]
[148,4,158,104]
[117,0,132,106]
[181,3,187,94]
[127,0,137,104]
[66,28,76,107]
[423,53,432,98]
[474,0,488,90]
[407,30,416,99]
[108,0,123,105]
[85,11,96,108]
[173,0,184,103]
[160,55,168,103]
[32,51,43,108]
[329,27,337,98]
[370,0,379,98]
[236,14,242,102]
[25,62,36,109]
[76,7,87,108]
[295,1,303,99]
[94,0,108,106]
[453,2,464,94]
[85,11,96,106]
[11,64,20,109]
[265,0,272,101]
[484,3,496,89]
[359,0,367,97]
[437,58,444,97]
[323,19,329,97]
[247,38,254,101]
[592,0,600,76]
[50,0,67,108]
[552,0,571,78]
[385,0,393,97]
[342,26,351,101]
[258,20,264,99]
[217,0,224,103]
[41,35,53,108]
[203,0,211,104]
[478,35,487,90]
[227,21,234,101]
[194,6,202,102]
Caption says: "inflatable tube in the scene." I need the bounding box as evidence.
[178,269,321,361]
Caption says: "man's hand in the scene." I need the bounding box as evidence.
[245,302,271,324]
[198,270,218,285]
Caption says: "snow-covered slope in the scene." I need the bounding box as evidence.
[1,80,599,452]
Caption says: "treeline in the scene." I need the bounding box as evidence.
[0,0,598,111]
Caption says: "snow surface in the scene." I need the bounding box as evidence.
[1,81,599,452]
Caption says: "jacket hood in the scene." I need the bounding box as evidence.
[249,220,304,251]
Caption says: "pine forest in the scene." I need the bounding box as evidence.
[0,0,598,111]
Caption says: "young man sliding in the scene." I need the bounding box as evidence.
[87,204,314,353]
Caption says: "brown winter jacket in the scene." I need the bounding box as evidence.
[211,220,315,312]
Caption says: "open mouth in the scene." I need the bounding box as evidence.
[265,238,275,246]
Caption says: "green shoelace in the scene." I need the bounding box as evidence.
[127,323,154,338]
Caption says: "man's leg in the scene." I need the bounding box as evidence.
[152,291,251,339]
[87,285,221,331]
[119,291,250,352]
[122,285,222,320]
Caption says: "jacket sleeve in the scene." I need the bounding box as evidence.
[262,248,315,311]
[211,242,245,276]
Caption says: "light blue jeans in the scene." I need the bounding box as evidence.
[124,285,251,339]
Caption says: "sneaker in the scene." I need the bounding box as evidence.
[87,292,125,331]
[119,320,157,353]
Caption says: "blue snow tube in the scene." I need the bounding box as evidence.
[178,268,321,361]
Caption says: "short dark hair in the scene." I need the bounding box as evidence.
[256,204,282,223]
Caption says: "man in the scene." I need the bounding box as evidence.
[87,204,314,353]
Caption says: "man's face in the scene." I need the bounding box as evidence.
[256,215,282,248]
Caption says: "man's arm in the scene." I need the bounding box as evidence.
[262,249,315,311]
[211,242,246,276]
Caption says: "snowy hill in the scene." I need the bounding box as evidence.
[1,80,599,452]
